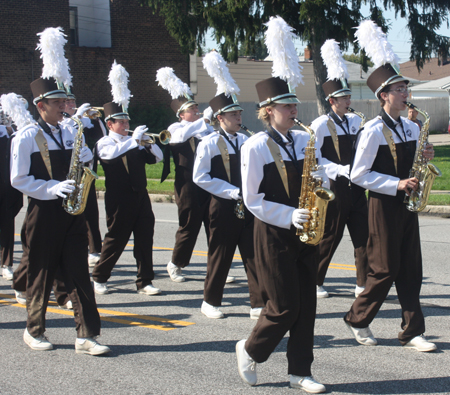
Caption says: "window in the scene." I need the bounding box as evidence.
[69,6,79,46]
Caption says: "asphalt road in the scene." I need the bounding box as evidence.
[1,201,449,395]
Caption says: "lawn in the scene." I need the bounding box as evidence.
[94,145,450,201]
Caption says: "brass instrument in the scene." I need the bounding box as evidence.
[347,107,366,128]
[62,112,99,215]
[240,124,254,136]
[294,118,335,245]
[403,102,441,212]
[126,129,171,146]
[73,107,104,119]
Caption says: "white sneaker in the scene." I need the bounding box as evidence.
[59,300,73,310]
[88,253,101,267]
[138,284,161,295]
[226,275,235,284]
[403,335,437,352]
[355,285,365,297]
[75,338,111,355]
[2,266,13,281]
[345,321,377,346]
[290,375,326,393]
[250,307,263,320]
[236,339,257,386]
[15,290,26,305]
[23,329,53,351]
[316,285,329,298]
[167,261,185,283]
[201,300,224,319]
[93,281,109,295]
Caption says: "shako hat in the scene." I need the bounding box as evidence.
[256,16,303,108]
[355,20,409,98]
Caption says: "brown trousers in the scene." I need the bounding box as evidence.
[84,183,102,254]
[0,215,15,268]
[245,220,317,377]
[172,168,210,268]
[93,190,155,289]
[22,198,100,338]
[317,177,369,287]
[345,195,425,344]
[203,197,263,308]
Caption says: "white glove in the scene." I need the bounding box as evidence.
[311,165,326,182]
[291,208,310,230]
[79,146,93,163]
[52,180,76,198]
[230,189,242,201]
[203,106,213,123]
[338,164,350,179]
[132,125,148,143]
[75,103,91,118]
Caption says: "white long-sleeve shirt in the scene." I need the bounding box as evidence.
[168,118,214,144]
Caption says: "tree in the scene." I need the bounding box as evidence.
[238,35,269,60]
[140,0,450,114]
[343,53,374,67]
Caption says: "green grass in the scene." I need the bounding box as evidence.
[95,179,174,195]
[430,146,450,191]
[96,159,176,180]
[427,194,450,205]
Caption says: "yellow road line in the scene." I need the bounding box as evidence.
[0,293,194,331]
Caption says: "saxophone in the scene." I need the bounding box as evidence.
[62,113,99,215]
[295,118,335,245]
[347,107,366,128]
[403,102,441,212]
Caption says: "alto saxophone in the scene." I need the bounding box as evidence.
[347,107,366,128]
[403,102,441,212]
[295,118,335,245]
[62,113,99,215]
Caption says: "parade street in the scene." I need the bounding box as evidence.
[1,201,449,395]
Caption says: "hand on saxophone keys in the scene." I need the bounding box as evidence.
[423,143,434,160]
[291,208,310,230]
[78,146,93,163]
[398,177,419,196]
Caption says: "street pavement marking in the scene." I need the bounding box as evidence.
[0,293,195,331]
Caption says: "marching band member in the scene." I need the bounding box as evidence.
[63,91,105,266]
[92,61,163,296]
[344,20,436,352]
[235,17,327,392]
[0,102,22,281]
[156,68,214,283]
[311,39,368,299]
[11,27,109,354]
[192,51,264,319]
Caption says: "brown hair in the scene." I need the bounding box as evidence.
[257,106,272,128]
[378,86,390,108]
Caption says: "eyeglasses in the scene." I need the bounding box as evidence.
[388,87,410,94]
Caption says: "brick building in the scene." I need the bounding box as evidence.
[0,0,188,121]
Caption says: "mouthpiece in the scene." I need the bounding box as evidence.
[404,101,416,109]
[62,112,70,118]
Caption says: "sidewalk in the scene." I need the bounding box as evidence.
[429,132,450,146]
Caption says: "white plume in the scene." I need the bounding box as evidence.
[0,93,35,130]
[156,67,192,100]
[108,60,132,108]
[264,16,304,88]
[354,20,399,69]
[321,39,349,81]
[36,27,72,87]
[202,51,240,96]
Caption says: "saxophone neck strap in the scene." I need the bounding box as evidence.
[328,111,349,135]
[37,117,71,166]
[265,127,301,176]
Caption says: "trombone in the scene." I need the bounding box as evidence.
[126,130,171,146]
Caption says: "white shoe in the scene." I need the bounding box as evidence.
[15,290,26,305]
[226,275,235,284]
[355,285,365,298]
[75,338,111,355]
[201,300,224,319]
[316,285,329,298]
[167,261,185,282]
[138,284,161,295]
[236,339,257,386]
[345,321,377,346]
[93,281,109,295]
[59,300,73,310]
[290,375,326,393]
[403,335,437,352]
[88,253,100,267]
[2,266,13,281]
[250,307,263,320]
[23,329,53,351]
